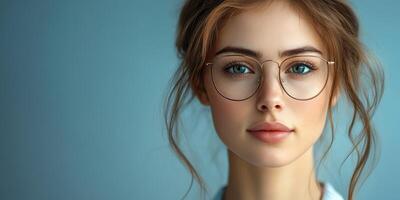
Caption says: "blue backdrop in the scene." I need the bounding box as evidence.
[1,0,398,199]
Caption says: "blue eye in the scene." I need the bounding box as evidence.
[288,63,313,74]
[225,64,252,74]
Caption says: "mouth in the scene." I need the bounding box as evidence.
[247,130,293,144]
[247,121,293,143]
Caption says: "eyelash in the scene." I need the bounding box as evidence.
[224,61,254,72]
[285,61,317,74]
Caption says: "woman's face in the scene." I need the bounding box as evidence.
[198,1,338,167]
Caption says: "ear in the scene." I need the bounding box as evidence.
[192,83,210,106]
[196,87,210,106]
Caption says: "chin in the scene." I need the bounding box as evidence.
[238,148,296,168]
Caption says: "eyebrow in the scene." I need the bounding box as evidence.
[215,45,323,59]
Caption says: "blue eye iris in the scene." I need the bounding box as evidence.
[226,65,252,74]
[289,63,312,74]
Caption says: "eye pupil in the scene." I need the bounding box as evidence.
[234,65,246,73]
[295,65,304,72]
[292,63,310,74]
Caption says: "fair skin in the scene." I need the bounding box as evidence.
[196,1,339,200]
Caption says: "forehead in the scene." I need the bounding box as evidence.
[214,1,325,61]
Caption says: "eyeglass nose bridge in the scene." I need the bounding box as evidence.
[258,59,285,71]
[255,59,285,84]
[251,59,288,102]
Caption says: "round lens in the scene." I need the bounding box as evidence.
[211,55,261,101]
[279,55,329,100]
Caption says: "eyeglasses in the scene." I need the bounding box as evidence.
[205,54,334,101]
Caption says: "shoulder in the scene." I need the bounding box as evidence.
[322,182,345,200]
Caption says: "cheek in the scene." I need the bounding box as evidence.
[209,90,251,141]
[291,85,332,144]
[203,72,252,143]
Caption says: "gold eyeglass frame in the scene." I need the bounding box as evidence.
[205,54,335,101]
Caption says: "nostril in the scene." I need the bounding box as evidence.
[261,105,268,110]
[260,104,281,111]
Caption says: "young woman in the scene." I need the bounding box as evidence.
[164,0,384,200]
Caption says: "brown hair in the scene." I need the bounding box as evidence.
[163,0,384,199]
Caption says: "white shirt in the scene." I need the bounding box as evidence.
[213,182,344,200]
[321,182,345,200]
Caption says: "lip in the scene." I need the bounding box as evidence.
[247,122,293,143]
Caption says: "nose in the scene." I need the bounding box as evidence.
[256,61,285,112]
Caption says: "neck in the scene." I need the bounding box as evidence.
[223,146,323,200]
